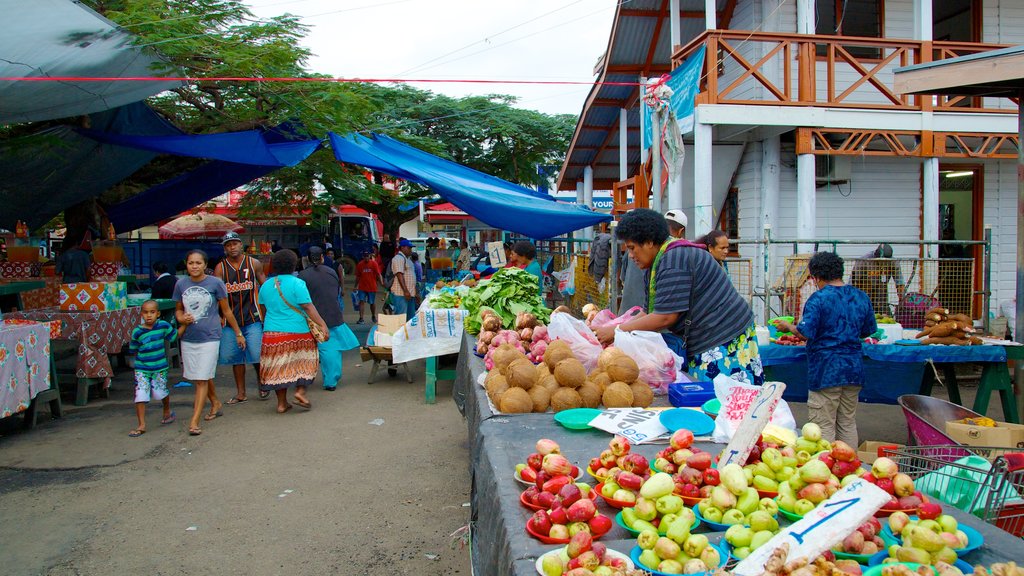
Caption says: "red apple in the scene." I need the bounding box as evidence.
[917,501,942,519]
[559,483,583,507]
[599,449,617,469]
[670,429,695,450]
[535,470,551,490]
[567,530,593,558]
[617,471,643,491]
[591,542,607,561]
[677,467,703,486]
[527,452,543,471]
[832,460,861,479]
[860,472,877,484]
[537,491,556,509]
[588,513,612,535]
[831,440,857,462]
[699,484,714,498]
[549,506,569,525]
[686,452,713,471]
[609,436,631,456]
[569,465,580,478]
[520,467,537,483]
[819,453,836,470]
[530,510,552,535]
[677,483,700,498]
[702,468,720,486]
[875,478,895,495]
[567,498,598,522]
[543,454,573,476]
[588,457,602,472]
[543,475,572,495]
[621,453,649,474]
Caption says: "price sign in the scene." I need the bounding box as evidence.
[587,408,669,445]
[486,241,506,267]
[718,381,786,468]
[733,479,891,576]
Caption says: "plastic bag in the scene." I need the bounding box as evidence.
[553,257,576,296]
[613,329,684,395]
[711,375,797,443]
[547,311,602,371]
[590,306,644,330]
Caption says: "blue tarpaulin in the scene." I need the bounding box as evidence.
[328,132,611,238]
[81,129,319,167]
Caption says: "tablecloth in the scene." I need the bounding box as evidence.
[5,307,137,381]
[0,277,61,310]
[760,343,1008,366]
[0,322,51,418]
[390,300,467,364]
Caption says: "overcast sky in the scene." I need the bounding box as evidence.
[245,0,616,116]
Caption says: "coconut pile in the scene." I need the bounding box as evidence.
[485,340,654,414]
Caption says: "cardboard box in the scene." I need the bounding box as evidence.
[59,282,127,311]
[945,420,1024,449]
[857,441,904,463]
[371,314,407,348]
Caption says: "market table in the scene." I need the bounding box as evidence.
[0,321,54,424]
[4,306,137,406]
[0,280,45,311]
[760,343,1019,422]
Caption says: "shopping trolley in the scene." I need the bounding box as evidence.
[887,444,1024,537]
[899,394,985,446]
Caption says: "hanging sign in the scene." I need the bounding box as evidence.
[718,381,786,467]
[486,241,507,267]
[733,479,891,576]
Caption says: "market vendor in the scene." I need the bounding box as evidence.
[850,243,905,315]
[594,209,763,385]
[511,240,542,296]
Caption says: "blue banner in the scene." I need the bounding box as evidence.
[642,44,706,149]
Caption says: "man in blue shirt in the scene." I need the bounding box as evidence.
[774,251,877,447]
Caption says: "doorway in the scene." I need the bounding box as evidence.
[937,165,983,316]
[934,0,981,42]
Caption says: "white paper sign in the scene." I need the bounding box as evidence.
[733,479,891,576]
[588,408,669,444]
[486,241,506,267]
[719,381,786,468]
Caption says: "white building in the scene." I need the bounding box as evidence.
[557,0,1020,321]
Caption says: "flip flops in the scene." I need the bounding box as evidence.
[293,397,311,410]
[225,396,248,405]
[258,390,271,400]
[128,429,146,437]
[203,410,223,421]
[160,412,176,425]
[188,427,202,436]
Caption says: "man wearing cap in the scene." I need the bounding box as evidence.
[665,210,687,239]
[390,239,416,320]
[850,243,905,315]
[214,232,267,403]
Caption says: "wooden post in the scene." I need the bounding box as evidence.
[1016,88,1024,419]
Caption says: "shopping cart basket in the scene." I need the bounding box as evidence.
[888,444,1024,537]
[899,394,984,446]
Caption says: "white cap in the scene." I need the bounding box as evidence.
[664,210,687,228]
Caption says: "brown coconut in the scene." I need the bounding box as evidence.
[485,373,509,403]
[590,371,611,392]
[606,355,640,384]
[602,381,634,408]
[550,387,583,412]
[544,340,575,369]
[538,374,560,394]
[506,358,538,390]
[498,386,533,413]
[554,358,587,388]
[528,385,551,413]
[577,381,603,409]
[535,362,551,378]
[629,381,654,408]
[597,346,626,372]
[493,344,524,374]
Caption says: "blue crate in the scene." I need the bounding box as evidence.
[668,380,716,407]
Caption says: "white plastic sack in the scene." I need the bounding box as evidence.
[553,257,576,296]
[711,375,797,443]
[547,311,602,371]
[391,306,468,364]
[613,329,684,395]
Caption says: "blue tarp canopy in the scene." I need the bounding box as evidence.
[104,125,320,232]
[329,132,610,238]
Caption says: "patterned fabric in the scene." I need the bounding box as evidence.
[128,320,176,373]
[88,262,120,282]
[688,325,764,386]
[797,284,878,391]
[259,331,318,391]
[0,323,51,418]
[1,277,62,310]
[0,262,41,279]
[5,307,136,381]
[133,369,169,403]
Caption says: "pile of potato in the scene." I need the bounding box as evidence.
[484,341,654,413]
[916,307,982,345]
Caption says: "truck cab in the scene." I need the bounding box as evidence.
[329,210,380,275]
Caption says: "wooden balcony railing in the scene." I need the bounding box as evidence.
[671,31,1016,114]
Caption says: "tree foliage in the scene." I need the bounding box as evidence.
[75,0,576,237]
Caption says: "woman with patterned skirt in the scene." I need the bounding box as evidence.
[257,250,329,413]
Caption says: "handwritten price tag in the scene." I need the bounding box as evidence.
[733,479,891,576]
[718,381,786,468]
[486,241,506,267]
[587,408,669,445]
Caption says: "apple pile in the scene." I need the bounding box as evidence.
[859,456,929,513]
[830,518,887,557]
[794,423,833,458]
[618,473,692,535]
[886,506,966,566]
[724,510,787,561]
[634,525,722,575]
[538,532,634,576]
[517,439,581,484]
[696,462,782,532]
[522,476,595,512]
[587,436,649,484]
[746,445,800,494]
[528,500,613,542]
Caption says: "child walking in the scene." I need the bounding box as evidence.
[174,250,247,436]
[127,300,179,437]
[773,251,877,447]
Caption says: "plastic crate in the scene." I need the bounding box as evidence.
[668,381,716,407]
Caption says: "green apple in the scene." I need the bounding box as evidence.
[677,508,696,529]
[781,456,799,468]
[683,533,709,557]
[919,520,941,533]
[737,488,760,515]
[516,463,527,475]
[613,489,637,504]
[540,554,564,576]
[639,549,661,570]
[576,482,590,496]
[725,525,754,548]
[654,537,682,562]
[593,566,614,576]
[568,522,590,536]
[748,510,774,533]
[743,468,754,485]
[777,494,797,512]
[758,497,779,516]
[632,519,659,535]
[637,528,660,550]
[776,466,796,482]
[778,480,795,499]
[753,475,780,492]
[732,546,751,560]
[656,494,684,516]
[789,474,807,492]
[634,497,658,521]
[659,513,679,536]
[702,506,724,524]
[751,529,774,550]
[937,515,959,534]
[794,498,816,516]
[601,481,620,499]
[666,515,692,545]
[658,559,684,574]
[721,508,746,525]
[696,498,712,515]
[622,507,638,527]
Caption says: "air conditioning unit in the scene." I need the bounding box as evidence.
[815,156,851,186]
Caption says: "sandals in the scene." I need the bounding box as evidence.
[277,404,293,414]
[293,397,311,410]
[160,412,176,425]
[188,427,202,436]
[225,396,248,405]
[258,390,271,400]
[203,410,223,422]
[128,429,146,437]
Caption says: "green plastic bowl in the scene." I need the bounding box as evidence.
[702,398,721,419]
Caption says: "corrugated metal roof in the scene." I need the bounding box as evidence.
[557,0,728,190]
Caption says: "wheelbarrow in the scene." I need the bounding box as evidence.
[898,394,983,447]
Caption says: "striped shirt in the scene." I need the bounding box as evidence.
[648,246,753,357]
[128,320,177,373]
[220,255,262,326]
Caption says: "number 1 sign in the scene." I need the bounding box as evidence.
[718,381,786,468]
[486,241,506,267]
[733,479,892,576]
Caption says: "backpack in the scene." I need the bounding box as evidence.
[383,256,398,290]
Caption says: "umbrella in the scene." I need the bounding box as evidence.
[158,212,243,240]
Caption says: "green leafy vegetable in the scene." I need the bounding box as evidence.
[461,268,550,334]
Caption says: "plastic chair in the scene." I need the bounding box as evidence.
[898,394,983,446]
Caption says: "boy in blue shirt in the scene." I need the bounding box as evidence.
[127,300,181,437]
[773,252,876,447]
